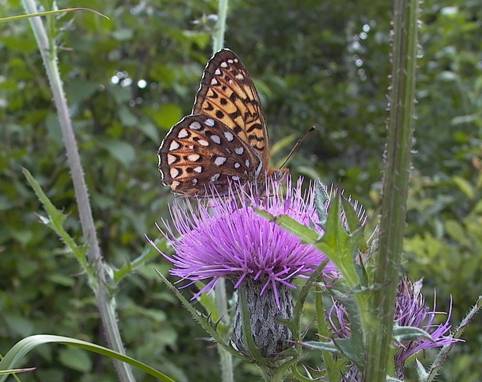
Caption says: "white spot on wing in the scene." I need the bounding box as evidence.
[192,178,198,185]
[198,139,209,147]
[187,154,201,161]
[167,154,177,164]
[234,147,244,155]
[171,181,180,189]
[215,69,221,75]
[228,59,234,64]
[232,176,240,181]
[178,129,189,138]
[205,118,215,127]
[224,131,234,141]
[234,58,239,63]
[234,162,241,169]
[190,121,201,130]
[169,141,180,151]
[210,78,218,85]
[214,156,227,166]
[211,174,220,181]
[235,73,244,80]
[194,166,202,173]
[220,62,228,68]
[170,168,179,178]
[210,135,221,144]
[245,159,250,167]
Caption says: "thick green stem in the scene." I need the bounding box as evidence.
[21,2,135,381]
[212,0,228,53]
[366,0,418,381]
[211,1,233,381]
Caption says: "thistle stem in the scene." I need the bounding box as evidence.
[366,0,419,380]
[21,2,135,381]
[211,0,233,381]
[212,0,229,53]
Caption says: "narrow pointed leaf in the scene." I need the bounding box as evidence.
[416,359,429,382]
[0,335,173,382]
[393,325,431,342]
[23,168,89,272]
[302,341,339,353]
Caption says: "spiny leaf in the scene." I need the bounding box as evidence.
[23,168,89,272]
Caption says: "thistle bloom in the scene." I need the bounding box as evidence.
[160,177,335,303]
[329,278,458,380]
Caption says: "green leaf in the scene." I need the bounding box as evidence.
[0,335,174,382]
[453,176,475,199]
[302,341,339,353]
[22,168,89,272]
[0,7,109,24]
[101,140,135,167]
[147,104,182,130]
[4,315,34,337]
[65,80,98,105]
[119,107,138,127]
[341,196,363,234]
[255,209,320,244]
[416,359,429,382]
[393,325,432,342]
[59,348,92,372]
[318,196,360,288]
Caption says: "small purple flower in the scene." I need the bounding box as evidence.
[394,278,458,374]
[329,278,459,380]
[159,176,336,305]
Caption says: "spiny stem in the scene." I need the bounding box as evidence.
[212,0,233,381]
[20,1,135,381]
[366,0,419,380]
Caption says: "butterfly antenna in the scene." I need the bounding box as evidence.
[279,125,318,169]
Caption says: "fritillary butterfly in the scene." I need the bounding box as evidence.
[158,49,283,196]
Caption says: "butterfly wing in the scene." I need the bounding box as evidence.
[193,49,269,168]
[158,114,262,196]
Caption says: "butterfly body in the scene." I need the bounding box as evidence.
[158,49,276,196]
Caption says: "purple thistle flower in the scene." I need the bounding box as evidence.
[394,278,458,374]
[329,278,459,380]
[159,176,336,304]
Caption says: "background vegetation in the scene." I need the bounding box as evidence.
[1,0,480,381]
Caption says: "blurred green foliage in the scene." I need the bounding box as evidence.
[0,0,480,381]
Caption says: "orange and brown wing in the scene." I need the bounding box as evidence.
[158,114,262,196]
[193,49,269,167]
